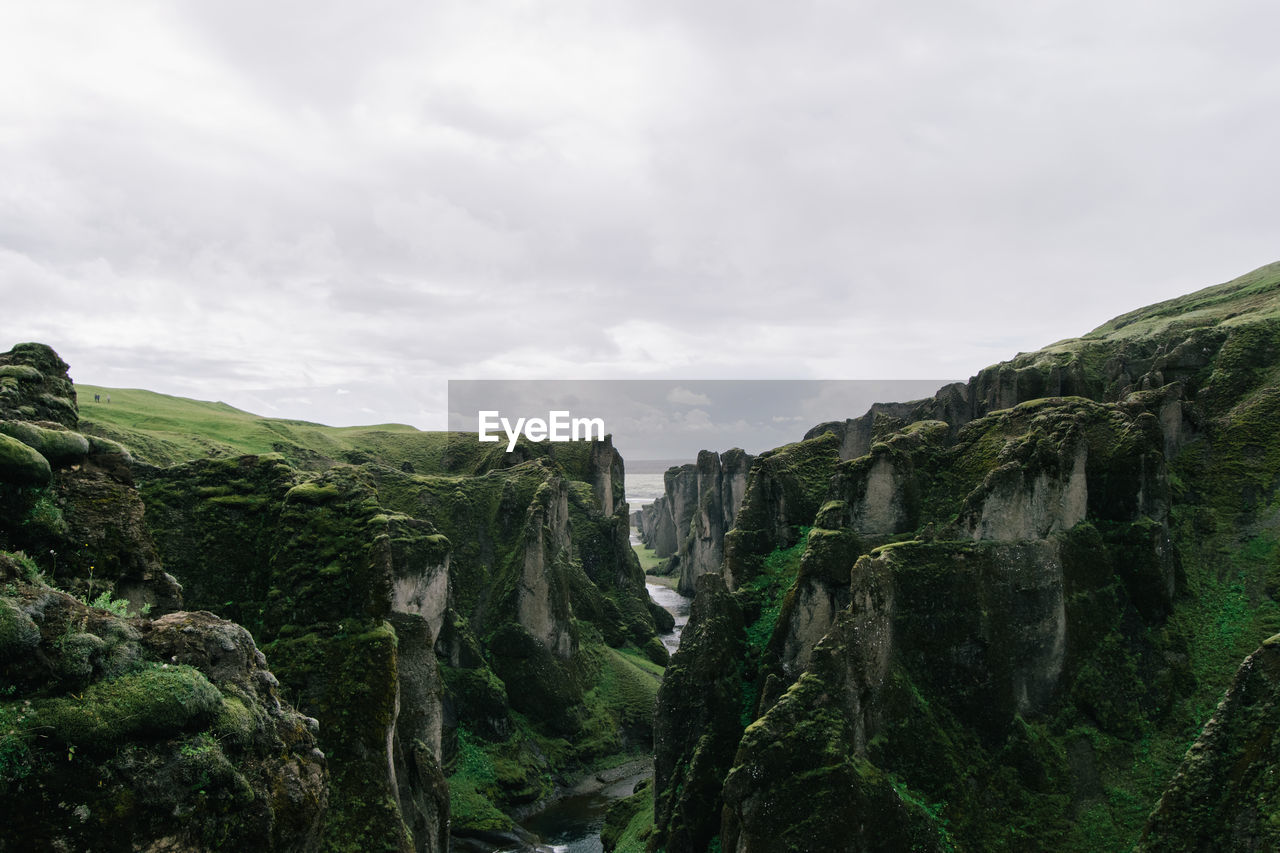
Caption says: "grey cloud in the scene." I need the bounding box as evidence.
[1,1,1277,432]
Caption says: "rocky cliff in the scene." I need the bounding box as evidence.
[0,344,327,851]
[635,449,754,595]
[126,401,663,846]
[653,261,1280,852]
[3,341,667,851]
[1138,633,1280,852]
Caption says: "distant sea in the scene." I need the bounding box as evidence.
[625,473,666,508]
[624,459,689,508]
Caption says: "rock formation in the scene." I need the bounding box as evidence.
[0,344,327,852]
[635,449,754,594]
[1139,634,1280,852]
[652,261,1280,852]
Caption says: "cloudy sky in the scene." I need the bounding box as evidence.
[2,1,1277,432]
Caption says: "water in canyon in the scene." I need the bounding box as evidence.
[457,476,690,853]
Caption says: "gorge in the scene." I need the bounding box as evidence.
[5,261,1280,851]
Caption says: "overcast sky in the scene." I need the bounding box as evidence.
[2,1,1277,435]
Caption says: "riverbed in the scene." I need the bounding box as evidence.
[495,577,690,853]
[452,510,692,853]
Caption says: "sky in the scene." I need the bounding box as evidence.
[2,1,1278,436]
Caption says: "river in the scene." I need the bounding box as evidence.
[451,480,692,853]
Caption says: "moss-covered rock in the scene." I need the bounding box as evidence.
[265,620,412,852]
[0,595,40,659]
[723,432,841,590]
[0,342,77,428]
[653,574,746,853]
[30,663,222,748]
[140,454,298,635]
[1138,634,1280,852]
[45,466,183,616]
[0,580,327,852]
[0,420,90,466]
[0,432,51,487]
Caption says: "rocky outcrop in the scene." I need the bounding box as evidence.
[654,263,1280,852]
[146,463,452,852]
[0,344,182,616]
[514,480,575,658]
[722,571,952,853]
[0,343,78,428]
[722,433,840,592]
[653,574,745,853]
[0,553,327,852]
[1139,634,1280,852]
[637,450,753,589]
[805,400,929,461]
[673,449,753,596]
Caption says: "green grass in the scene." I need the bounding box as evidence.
[446,728,515,833]
[632,542,667,574]
[1025,262,1280,362]
[76,384,449,470]
[606,785,656,853]
[739,530,810,726]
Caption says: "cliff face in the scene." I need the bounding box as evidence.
[136,419,663,844]
[0,344,182,616]
[653,262,1280,852]
[3,341,663,851]
[1138,634,1280,853]
[0,345,327,852]
[635,449,754,595]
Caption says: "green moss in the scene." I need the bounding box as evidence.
[265,621,410,852]
[0,433,50,487]
[28,664,222,750]
[446,728,515,832]
[738,531,809,725]
[0,421,89,464]
[284,482,340,504]
[213,694,259,749]
[0,596,39,659]
[725,434,840,584]
[139,455,298,635]
[603,778,654,853]
[0,365,43,382]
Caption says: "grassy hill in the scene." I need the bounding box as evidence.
[75,385,453,470]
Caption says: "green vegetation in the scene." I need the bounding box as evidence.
[738,531,808,725]
[603,778,656,853]
[655,264,1280,853]
[26,664,222,749]
[446,728,515,833]
[77,384,449,470]
[632,542,666,574]
[445,637,663,834]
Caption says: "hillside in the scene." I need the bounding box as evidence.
[75,385,446,470]
[2,347,663,852]
[646,261,1280,852]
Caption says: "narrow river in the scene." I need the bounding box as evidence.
[456,491,691,853]
[502,580,691,853]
